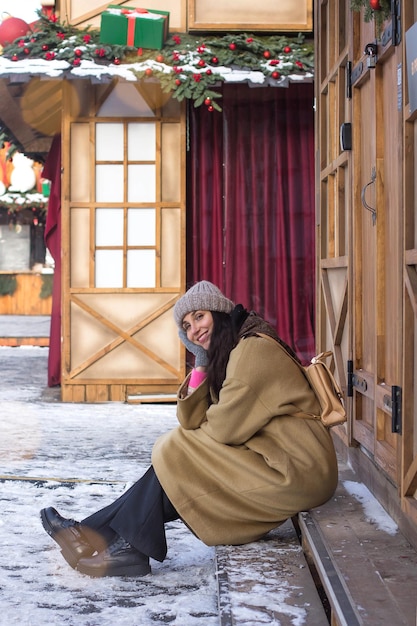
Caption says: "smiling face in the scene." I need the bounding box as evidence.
[182,310,214,351]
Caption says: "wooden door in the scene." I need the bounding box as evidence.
[402,2,417,529]
[61,80,186,402]
[314,0,351,446]
[350,13,402,484]
[315,2,403,485]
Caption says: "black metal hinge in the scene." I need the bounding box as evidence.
[381,0,401,47]
[347,360,368,397]
[383,385,402,434]
[391,0,401,46]
[347,360,353,397]
[346,61,352,100]
[348,60,365,93]
[348,362,402,434]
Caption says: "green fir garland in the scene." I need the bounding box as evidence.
[40,274,53,299]
[2,10,129,64]
[2,11,314,112]
[0,274,17,296]
[0,196,48,222]
[150,32,314,111]
[350,0,392,37]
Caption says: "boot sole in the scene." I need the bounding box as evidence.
[76,560,151,578]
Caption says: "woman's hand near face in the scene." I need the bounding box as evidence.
[178,328,209,368]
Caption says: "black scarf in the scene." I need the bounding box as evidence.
[233,306,300,363]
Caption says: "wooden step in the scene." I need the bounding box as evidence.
[0,336,49,346]
[298,462,417,626]
[216,518,329,625]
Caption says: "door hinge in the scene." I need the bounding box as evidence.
[391,0,401,46]
[348,360,402,434]
[381,0,401,47]
[346,61,352,100]
[347,360,353,397]
[383,385,402,434]
[346,361,368,398]
[347,361,368,397]
[349,60,364,91]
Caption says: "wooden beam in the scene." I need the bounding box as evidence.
[0,80,53,156]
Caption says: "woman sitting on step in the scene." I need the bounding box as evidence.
[40,280,338,578]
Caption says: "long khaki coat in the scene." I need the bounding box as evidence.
[152,334,338,546]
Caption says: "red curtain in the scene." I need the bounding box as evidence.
[187,83,315,363]
[43,134,62,387]
[187,102,224,286]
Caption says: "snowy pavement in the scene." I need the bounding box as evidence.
[0,315,51,339]
[1,346,218,626]
[3,344,411,625]
[2,346,327,626]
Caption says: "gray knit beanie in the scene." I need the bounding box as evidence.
[174,281,234,327]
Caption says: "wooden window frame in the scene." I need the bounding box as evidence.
[188,0,313,32]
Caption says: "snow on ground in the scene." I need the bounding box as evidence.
[4,345,402,625]
[0,346,218,625]
[0,346,328,626]
[342,480,399,536]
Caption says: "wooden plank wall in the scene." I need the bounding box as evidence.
[0,274,52,315]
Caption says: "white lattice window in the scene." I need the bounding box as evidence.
[94,122,157,288]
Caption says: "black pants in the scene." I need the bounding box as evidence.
[81,466,179,562]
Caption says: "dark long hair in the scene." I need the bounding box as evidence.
[206,305,248,400]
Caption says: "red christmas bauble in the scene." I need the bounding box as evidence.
[369,0,381,9]
[0,16,30,47]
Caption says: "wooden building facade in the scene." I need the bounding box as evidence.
[314,0,417,549]
[4,0,417,553]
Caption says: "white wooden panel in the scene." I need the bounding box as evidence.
[70,208,90,287]
[70,123,90,202]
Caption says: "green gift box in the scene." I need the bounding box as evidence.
[100,5,169,50]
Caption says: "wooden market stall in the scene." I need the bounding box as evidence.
[0,0,315,400]
[0,144,53,316]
